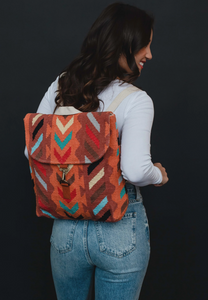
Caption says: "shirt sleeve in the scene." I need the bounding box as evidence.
[24,76,59,159]
[120,91,162,186]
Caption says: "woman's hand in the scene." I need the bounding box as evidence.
[153,162,169,187]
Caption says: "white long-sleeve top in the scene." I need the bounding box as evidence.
[24,76,162,186]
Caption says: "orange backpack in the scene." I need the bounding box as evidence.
[24,86,139,222]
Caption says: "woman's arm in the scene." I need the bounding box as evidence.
[120,91,163,186]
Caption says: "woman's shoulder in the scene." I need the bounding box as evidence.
[45,75,60,105]
[47,75,59,98]
[114,80,154,112]
[36,76,59,114]
[112,79,152,97]
[100,79,151,99]
[98,79,153,114]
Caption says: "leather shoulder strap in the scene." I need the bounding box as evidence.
[106,86,140,112]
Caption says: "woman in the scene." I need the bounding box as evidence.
[25,2,168,299]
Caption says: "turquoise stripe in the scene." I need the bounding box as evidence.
[117,148,119,156]
[115,121,118,129]
[93,196,108,215]
[120,187,126,199]
[34,169,47,190]
[59,201,79,215]
[40,209,57,219]
[54,131,72,150]
[31,133,43,154]
[29,166,32,174]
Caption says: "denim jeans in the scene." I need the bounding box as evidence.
[50,183,150,300]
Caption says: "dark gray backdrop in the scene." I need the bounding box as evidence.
[1,0,207,299]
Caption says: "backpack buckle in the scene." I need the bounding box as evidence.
[58,164,73,200]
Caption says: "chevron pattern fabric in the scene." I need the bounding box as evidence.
[24,111,129,222]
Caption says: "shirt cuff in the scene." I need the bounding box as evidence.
[154,166,163,184]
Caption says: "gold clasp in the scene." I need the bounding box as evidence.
[58,164,73,183]
[57,164,73,200]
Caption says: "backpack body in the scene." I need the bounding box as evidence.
[24,85,139,222]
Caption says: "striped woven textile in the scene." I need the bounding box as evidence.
[24,111,128,222]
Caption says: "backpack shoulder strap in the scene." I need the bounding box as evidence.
[106,86,140,112]
[55,106,81,115]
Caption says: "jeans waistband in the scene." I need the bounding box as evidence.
[125,182,143,203]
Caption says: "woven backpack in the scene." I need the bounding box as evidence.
[24,85,139,222]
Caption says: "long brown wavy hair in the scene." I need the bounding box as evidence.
[54,2,154,112]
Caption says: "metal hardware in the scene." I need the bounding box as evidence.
[58,164,73,183]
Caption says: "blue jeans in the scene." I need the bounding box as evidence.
[50,183,150,300]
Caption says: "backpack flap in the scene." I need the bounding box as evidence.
[24,112,113,164]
